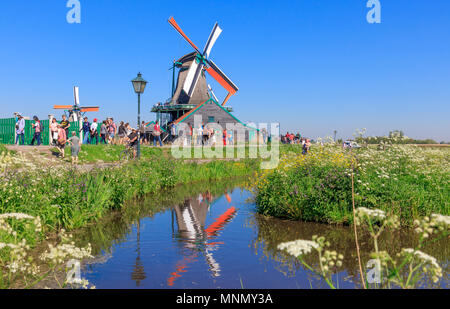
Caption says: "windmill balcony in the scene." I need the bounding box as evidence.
[151,103,233,113]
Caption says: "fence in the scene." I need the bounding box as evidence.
[0,118,100,146]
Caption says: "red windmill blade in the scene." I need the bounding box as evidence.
[167,17,239,104]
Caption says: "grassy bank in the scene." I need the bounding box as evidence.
[0,154,259,255]
[253,144,449,226]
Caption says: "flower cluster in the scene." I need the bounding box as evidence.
[355,207,386,222]
[400,249,443,283]
[414,214,450,239]
[320,250,344,272]
[0,215,94,289]
[277,239,319,257]
[40,229,93,265]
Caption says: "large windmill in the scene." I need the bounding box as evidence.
[53,87,99,138]
[152,17,248,131]
[168,17,238,105]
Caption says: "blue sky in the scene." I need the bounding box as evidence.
[0,0,449,141]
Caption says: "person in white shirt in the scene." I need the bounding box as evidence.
[90,118,99,144]
[15,115,25,145]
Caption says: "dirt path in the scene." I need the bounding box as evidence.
[5,145,118,172]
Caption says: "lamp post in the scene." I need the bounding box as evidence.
[131,72,148,159]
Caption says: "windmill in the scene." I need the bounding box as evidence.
[168,17,239,106]
[53,86,99,122]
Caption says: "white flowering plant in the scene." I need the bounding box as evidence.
[356,209,449,289]
[0,214,94,289]
[278,236,344,289]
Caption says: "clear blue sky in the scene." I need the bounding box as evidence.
[0,0,449,141]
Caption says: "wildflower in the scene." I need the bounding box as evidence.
[355,207,387,227]
[277,239,319,257]
[401,249,443,283]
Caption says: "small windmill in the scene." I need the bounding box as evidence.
[53,87,99,122]
[168,17,239,106]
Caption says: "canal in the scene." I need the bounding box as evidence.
[73,181,449,289]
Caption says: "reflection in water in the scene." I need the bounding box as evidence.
[75,181,448,289]
[131,220,147,287]
[168,191,236,286]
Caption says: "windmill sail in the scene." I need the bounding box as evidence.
[203,23,222,58]
[168,17,238,104]
[183,58,202,97]
[73,86,80,106]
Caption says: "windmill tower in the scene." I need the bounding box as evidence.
[152,17,242,129]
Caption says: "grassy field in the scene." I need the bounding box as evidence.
[253,144,449,226]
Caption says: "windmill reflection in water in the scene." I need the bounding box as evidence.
[168,191,236,286]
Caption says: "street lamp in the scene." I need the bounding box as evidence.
[131,72,148,159]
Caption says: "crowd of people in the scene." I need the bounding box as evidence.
[168,122,240,147]
[14,114,165,162]
[14,115,312,161]
[281,132,311,155]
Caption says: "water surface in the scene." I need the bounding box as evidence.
[75,182,449,289]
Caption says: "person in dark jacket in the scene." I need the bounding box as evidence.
[82,117,91,144]
[30,116,42,146]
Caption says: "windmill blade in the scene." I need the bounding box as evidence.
[53,105,74,110]
[168,17,201,54]
[80,107,99,112]
[205,60,238,95]
[73,86,80,106]
[207,84,219,103]
[183,59,204,97]
[203,23,222,58]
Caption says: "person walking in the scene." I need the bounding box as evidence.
[223,128,227,146]
[15,115,25,145]
[140,121,146,144]
[108,118,117,145]
[153,121,163,147]
[125,123,132,136]
[81,117,91,144]
[67,131,81,165]
[196,124,203,146]
[30,116,42,146]
[100,120,108,144]
[117,121,126,145]
[127,128,139,159]
[56,124,67,158]
[187,124,193,146]
[50,118,59,146]
[90,118,99,145]
[60,115,70,139]
[302,139,311,155]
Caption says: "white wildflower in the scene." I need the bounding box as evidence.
[277,239,319,257]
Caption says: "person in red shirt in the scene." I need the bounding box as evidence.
[153,121,163,147]
[223,129,227,146]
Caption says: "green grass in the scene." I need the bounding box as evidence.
[55,143,283,163]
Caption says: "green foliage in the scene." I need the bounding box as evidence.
[254,145,450,226]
